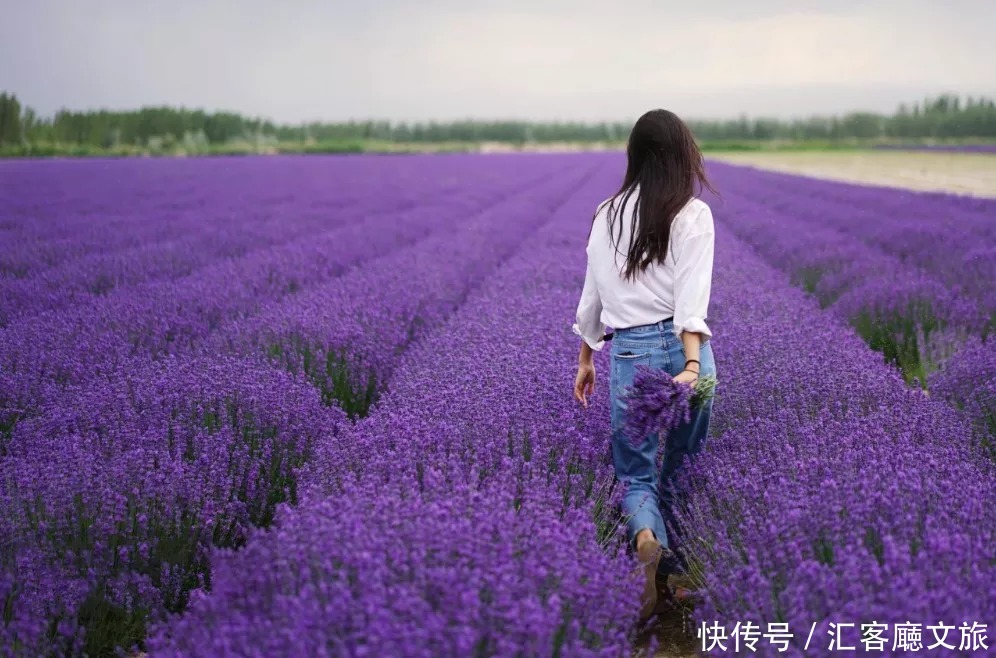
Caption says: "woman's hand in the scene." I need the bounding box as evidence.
[574,362,596,408]
[674,369,698,386]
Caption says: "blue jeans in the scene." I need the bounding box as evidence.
[609,319,716,571]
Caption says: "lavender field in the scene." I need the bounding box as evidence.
[1,154,993,657]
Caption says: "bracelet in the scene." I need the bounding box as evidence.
[685,359,701,367]
[681,368,699,376]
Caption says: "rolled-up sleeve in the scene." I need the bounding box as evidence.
[572,259,606,350]
[672,207,715,341]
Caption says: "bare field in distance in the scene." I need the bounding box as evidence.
[706,150,996,198]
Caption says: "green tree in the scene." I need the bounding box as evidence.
[0,92,23,145]
[4,90,996,151]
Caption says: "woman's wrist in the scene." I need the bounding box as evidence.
[578,342,594,365]
[679,332,703,373]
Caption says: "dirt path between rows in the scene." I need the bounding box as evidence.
[636,605,701,657]
[707,150,996,198]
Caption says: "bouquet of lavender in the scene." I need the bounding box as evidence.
[621,365,718,444]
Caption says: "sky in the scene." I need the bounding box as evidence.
[2,0,995,124]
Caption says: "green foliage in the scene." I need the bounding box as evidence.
[288,140,367,154]
[791,266,825,300]
[699,139,872,152]
[3,91,996,158]
[76,593,149,658]
[0,92,23,145]
[850,301,941,387]
[692,375,718,407]
[0,412,19,456]
[266,338,379,418]
[4,394,314,657]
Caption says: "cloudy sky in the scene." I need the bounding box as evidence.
[2,0,994,123]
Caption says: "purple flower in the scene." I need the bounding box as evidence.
[620,365,693,444]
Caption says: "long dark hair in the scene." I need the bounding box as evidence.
[597,109,716,281]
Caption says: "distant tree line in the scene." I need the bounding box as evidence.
[689,96,996,141]
[1,92,995,150]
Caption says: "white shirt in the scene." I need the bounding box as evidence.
[573,190,715,351]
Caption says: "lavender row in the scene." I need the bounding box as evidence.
[710,189,989,329]
[149,478,633,658]
[928,337,996,460]
[0,155,538,278]
[0,157,365,274]
[707,161,996,237]
[0,155,440,241]
[677,228,995,657]
[0,156,607,655]
[0,158,581,439]
[298,179,624,494]
[704,164,996,444]
[207,163,597,416]
[701,175,988,384]
[149,160,642,657]
[0,206,346,326]
[708,163,996,304]
[1,356,349,656]
[0,156,545,326]
[2,193,345,275]
[0,202,444,437]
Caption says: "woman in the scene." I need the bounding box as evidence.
[572,109,717,620]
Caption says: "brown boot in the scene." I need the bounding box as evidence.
[636,536,662,620]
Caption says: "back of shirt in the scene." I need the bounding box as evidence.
[573,189,715,349]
